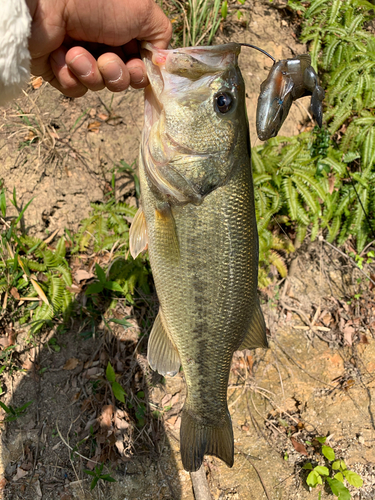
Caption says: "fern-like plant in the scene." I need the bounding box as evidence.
[0,189,74,334]
[254,0,375,285]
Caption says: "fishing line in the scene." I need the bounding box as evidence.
[240,43,374,248]
[240,43,276,63]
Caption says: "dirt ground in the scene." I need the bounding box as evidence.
[0,1,374,499]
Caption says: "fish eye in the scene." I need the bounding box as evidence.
[214,92,233,114]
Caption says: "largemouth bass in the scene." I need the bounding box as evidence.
[130,42,268,472]
[256,54,324,141]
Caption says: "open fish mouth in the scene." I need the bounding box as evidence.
[141,41,241,128]
[140,42,241,204]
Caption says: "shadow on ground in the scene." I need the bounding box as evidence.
[0,290,183,500]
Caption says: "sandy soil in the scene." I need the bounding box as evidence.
[0,1,374,499]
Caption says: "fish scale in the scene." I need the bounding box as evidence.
[130,42,268,471]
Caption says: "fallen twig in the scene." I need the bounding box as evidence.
[320,238,375,287]
[236,447,271,500]
[190,464,213,500]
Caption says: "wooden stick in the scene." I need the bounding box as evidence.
[190,464,212,500]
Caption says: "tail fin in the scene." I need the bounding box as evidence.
[180,408,234,472]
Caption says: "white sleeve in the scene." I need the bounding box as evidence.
[0,0,31,106]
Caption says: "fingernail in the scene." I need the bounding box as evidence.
[129,66,145,84]
[69,54,92,78]
[102,61,123,83]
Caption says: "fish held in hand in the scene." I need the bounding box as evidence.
[130,42,268,472]
[256,54,325,141]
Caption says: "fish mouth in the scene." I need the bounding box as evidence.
[141,42,240,203]
[141,41,241,76]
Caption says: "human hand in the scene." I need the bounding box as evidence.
[26,0,172,97]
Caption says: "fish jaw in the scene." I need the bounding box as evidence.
[141,43,246,204]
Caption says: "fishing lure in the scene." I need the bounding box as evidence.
[240,43,325,141]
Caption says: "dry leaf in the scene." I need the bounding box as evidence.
[170,393,180,406]
[0,332,15,348]
[166,415,178,426]
[115,439,125,455]
[25,130,37,141]
[87,121,101,133]
[63,358,80,370]
[83,367,103,378]
[343,325,355,346]
[100,405,114,429]
[13,467,28,481]
[328,175,336,195]
[30,279,49,305]
[10,287,20,300]
[85,459,97,471]
[161,394,172,407]
[290,437,308,456]
[114,411,129,431]
[74,270,94,282]
[98,113,109,121]
[31,76,43,89]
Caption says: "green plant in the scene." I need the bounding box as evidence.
[302,437,363,499]
[174,0,225,46]
[0,188,74,334]
[349,250,374,269]
[72,198,136,254]
[254,0,375,283]
[0,400,33,422]
[106,362,126,404]
[86,264,124,296]
[83,463,116,490]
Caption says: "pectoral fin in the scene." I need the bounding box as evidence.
[129,207,148,259]
[239,298,268,349]
[155,205,180,264]
[147,310,181,377]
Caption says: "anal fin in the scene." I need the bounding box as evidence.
[147,309,181,376]
[239,297,268,349]
[129,207,148,259]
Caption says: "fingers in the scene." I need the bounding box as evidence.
[49,47,88,98]
[45,46,149,96]
[126,59,149,89]
[67,49,149,92]
[65,47,105,92]
[96,53,130,92]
